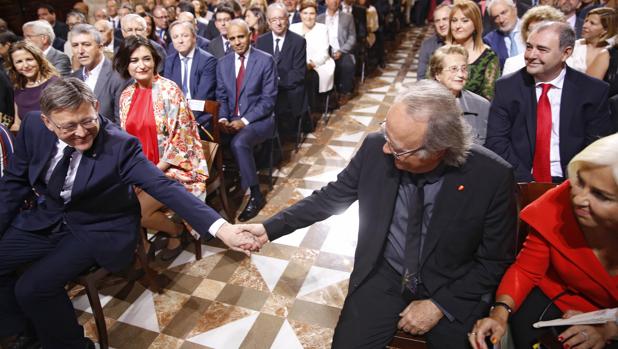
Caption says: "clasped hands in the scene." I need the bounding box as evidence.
[215,223,269,256]
[219,118,245,133]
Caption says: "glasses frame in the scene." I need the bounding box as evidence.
[46,116,99,133]
[379,121,425,160]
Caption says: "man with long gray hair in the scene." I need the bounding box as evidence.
[0,78,259,349]
[240,80,518,348]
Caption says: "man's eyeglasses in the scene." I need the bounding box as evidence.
[47,116,99,133]
[379,121,425,160]
[269,17,288,24]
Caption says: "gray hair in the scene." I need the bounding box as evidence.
[40,77,98,115]
[567,133,618,185]
[487,0,516,15]
[267,2,288,17]
[121,13,147,30]
[394,80,472,167]
[531,20,575,50]
[95,19,113,31]
[23,20,55,44]
[70,24,103,45]
[66,10,87,23]
[228,18,251,33]
[169,20,197,37]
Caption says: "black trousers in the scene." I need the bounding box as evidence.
[0,225,95,349]
[332,260,479,349]
[334,52,356,94]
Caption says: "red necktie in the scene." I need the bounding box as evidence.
[234,55,245,117]
[533,83,552,182]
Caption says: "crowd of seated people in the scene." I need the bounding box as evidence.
[0,0,617,348]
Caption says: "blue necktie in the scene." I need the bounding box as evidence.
[509,31,519,56]
[181,56,189,96]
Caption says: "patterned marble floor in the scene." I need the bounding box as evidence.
[71,26,430,349]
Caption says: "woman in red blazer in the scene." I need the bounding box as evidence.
[469,134,618,349]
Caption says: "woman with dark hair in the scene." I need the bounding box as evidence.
[0,31,19,65]
[446,0,500,100]
[244,5,268,43]
[114,36,208,261]
[4,41,59,131]
[141,12,167,48]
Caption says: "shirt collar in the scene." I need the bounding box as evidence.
[179,47,196,60]
[85,56,105,76]
[535,66,567,89]
[235,46,251,60]
[272,31,286,41]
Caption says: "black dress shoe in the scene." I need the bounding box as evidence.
[7,335,40,349]
[238,195,266,222]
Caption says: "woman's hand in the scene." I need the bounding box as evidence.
[559,324,609,349]
[468,316,508,349]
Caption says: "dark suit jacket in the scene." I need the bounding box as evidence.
[53,21,69,41]
[215,47,277,139]
[256,31,307,117]
[46,47,71,76]
[0,115,221,272]
[167,35,210,56]
[207,35,228,59]
[0,124,13,177]
[264,134,517,323]
[164,47,217,125]
[71,58,130,124]
[197,21,209,38]
[351,5,367,42]
[483,30,509,69]
[485,67,614,182]
[204,19,219,40]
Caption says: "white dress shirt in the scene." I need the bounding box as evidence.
[271,32,285,53]
[179,47,196,99]
[325,11,340,52]
[45,140,83,204]
[534,67,566,178]
[83,57,105,92]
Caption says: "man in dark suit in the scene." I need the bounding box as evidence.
[486,22,613,183]
[256,3,307,137]
[207,4,236,59]
[23,20,71,76]
[242,80,517,348]
[164,20,217,127]
[0,78,257,349]
[168,12,211,54]
[284,0,302,23]
[70,24,129,124]
[483,0,523,69]
[318,0,356,104]
[557,0,583,37]
[216,19,277,222]
[36,3,68,41]
[153,5,171,46]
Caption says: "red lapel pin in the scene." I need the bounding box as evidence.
[458,185,465,191]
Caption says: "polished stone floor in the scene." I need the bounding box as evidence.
[71,26,429,349]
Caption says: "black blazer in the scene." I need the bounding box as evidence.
[256,31,307,117]
[264,134,518,322]
[485,66,614,182]
[207,35,228,59]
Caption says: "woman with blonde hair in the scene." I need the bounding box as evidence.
[4,41,59,132]
[569,7,616,72]
[447,0,499,100]
[470,133,618,349]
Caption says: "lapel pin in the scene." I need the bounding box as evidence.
[458,185,465,191]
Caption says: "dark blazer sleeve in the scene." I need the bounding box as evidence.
[243,52,278,123]
[215,56,231,120]
[49,49,72,76]
[192,50,218,125]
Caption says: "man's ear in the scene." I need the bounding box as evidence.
[40,114,55,132]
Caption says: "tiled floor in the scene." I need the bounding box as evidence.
[71,26,429,349]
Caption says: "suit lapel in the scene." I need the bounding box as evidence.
[372,161,401,246]
[31,131,58,185]
[93,59,110,98]
[239,50,257,97]
[523,71,537,159]
[226,53,237,113]
[70,117,105,200]
[559,68,576,171]
[189,51,200,93]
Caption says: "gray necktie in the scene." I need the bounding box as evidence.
[181,56,189,95]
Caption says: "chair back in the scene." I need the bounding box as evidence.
[200,101,221,170]
[515,182,558,252]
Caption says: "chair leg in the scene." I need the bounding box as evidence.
[216,178,234,224]
[137,229,161,293]
[83,278,109,349]
[193,237,202,260]
[322,93,330,125]
[361,61,366,84]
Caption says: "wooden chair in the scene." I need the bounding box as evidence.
[389,332,428,349]
[74,228,161,349]
[201,100,235,223]
[515,182,558,252]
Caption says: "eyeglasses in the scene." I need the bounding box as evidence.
[379,121,425,159]
[47,116,99,133]
[268,17,288,24]
[215,17,232,23]
[443,65,468,74]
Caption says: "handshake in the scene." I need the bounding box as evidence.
[216,222,270,256]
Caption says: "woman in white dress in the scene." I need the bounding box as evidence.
[568,7,616,72]
[290,0,335,109]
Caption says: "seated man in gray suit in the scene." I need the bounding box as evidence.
[70,24,129,124]
[22,20,71,76]
[318,0,356,104]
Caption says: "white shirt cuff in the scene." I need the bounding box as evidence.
[209,218,227,238]
[241,117,250,125]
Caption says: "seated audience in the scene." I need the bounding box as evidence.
[5,41,59,132]
[36,3,68,42]
[0,31,18,66]
[142,12,167,49]
[94,19,117,60]
[568,7,616,72]
[22,20,71,76]
[152,5,171,46]
[167,12,211,54]
[290,0,336,110]
[470,133,618,349]
[429,45,490,145]
[164,20,217,127]
[358,0,382,69]
[588,38,618,99]
[193,0,212,24]
[207,4,236,58]
[244,5,269,43]
[70,24,129,124]
[447,0,500,100]
[318,0,356,105]
[557,0,584,37]
[0,68,13,129]
[0,77,256,349]
[177,1,209,37]
[115,36,208,261]
[215,19,277,222]
[256,3,307,136]
[94,7,109,22]
[502,5,566,75]
[417,3,450,80]
[483,0,525,70]
[120,13,167,73]
[63,11,88,71]
[486,22,613,183]
[0,123,12,177]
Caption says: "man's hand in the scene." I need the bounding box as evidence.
[398,299,444,335]
[239,223,269,246]
[332,51,342,60]
[216,223,260,256]
[229,120,246,132]
[218,118,232,133]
